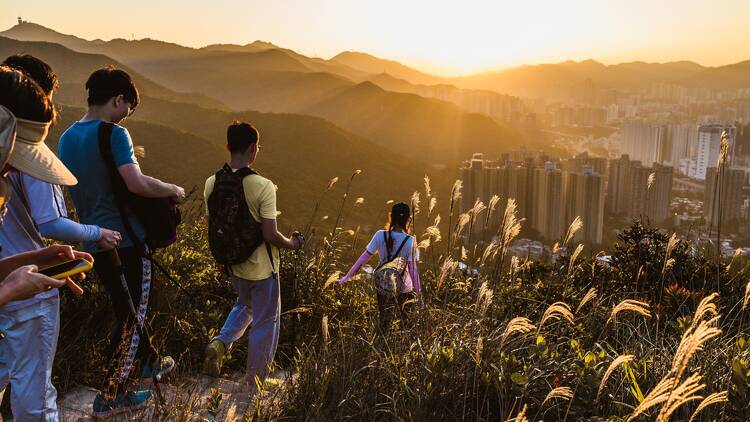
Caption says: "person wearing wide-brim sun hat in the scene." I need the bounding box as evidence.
[0,67,92,421]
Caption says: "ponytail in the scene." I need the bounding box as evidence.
[386,222,394,252]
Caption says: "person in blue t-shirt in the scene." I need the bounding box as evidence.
[59,67,185,418]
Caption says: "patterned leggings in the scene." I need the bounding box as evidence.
[93,247,158,398]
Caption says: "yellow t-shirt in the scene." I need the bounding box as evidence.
[204,168,280,280]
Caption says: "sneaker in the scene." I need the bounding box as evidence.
[263,377,282,391]
[92,390,152,419]
[142,356,176,381]
[203,340,225,377]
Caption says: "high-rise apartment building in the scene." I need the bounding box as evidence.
[607,155,673,223]
[606,154,634,215]
[561,151,608,175]
[705,166,745,227]
[690,125,736,180]
[532,162,565,241]
[620,120,666,166]
[564,165,605,244]
[664,124,698,167]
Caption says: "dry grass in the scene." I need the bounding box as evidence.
[499,317,536,348]
[609,299,652,322]
[541,386,573,407]
[688,391,728,422]
[597,354,634,400]
[539,302,574,329]
[576,288,597,313]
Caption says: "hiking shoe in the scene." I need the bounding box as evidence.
[263,377,282,391]
[92,390,152,419]
[203,340,226,377]
[142,356,176,381]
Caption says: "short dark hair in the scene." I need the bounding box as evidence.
[227,121,259,154]
[85,66,140,110]
[0,65,56,122]
[2,54,58,96]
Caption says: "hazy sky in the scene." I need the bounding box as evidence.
[4,0,750,76]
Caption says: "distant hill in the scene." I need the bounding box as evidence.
[0,36,227,110]
[50,101,449,232]
[1,23,531,167]
[304,81,524,164]
[684,60,750,91]
[450,59,749,99]
[332,51,445,85]
[0,23,530,150]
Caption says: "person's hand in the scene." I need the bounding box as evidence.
[171,185,186,203]
[97,228,122,251]
[32,245,94,269]
[291,232,305,250]
[0,265,66,304]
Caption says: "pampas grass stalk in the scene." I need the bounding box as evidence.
[448,180,462,254]
[499,317,536,349]
[538,302,574,331]
[563,216,583,246]
[541,386,573,407]
[576,288,597,313]
[609,299,652,323]
[688,391,728,422]
[597,355,634,400]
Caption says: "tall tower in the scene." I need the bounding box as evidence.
[564,166,605,244]
[705,166,745,228]
[533,163,564,241]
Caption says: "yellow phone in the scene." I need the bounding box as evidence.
[38,258,93,280]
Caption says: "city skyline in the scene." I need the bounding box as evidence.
[4,0,750,76]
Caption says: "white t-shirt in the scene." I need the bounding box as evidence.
[366,230,418,292]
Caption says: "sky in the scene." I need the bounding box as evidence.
[3,0,750,76]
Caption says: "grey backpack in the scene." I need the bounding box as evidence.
[373,232,411,295]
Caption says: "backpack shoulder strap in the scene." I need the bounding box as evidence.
[375,232,410,271]
[236,166,257,178]
[98,121,145,254]
[392,235,410,259]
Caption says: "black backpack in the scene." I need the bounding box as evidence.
[207,164,272,268]
[98,122,181,251]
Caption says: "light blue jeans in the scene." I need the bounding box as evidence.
[0,296,60,421]
[214,276,280,386]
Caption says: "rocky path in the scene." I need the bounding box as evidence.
[29,371,290,422]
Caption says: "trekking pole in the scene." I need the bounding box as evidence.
[107,249,165,407]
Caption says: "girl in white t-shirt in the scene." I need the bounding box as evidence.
[338,202,422,331]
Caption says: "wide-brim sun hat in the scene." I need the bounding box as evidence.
[8,115,77,186]
[0,105,16,172]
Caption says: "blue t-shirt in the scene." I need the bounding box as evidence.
[58,120,145,252]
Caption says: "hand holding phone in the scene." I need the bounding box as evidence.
[38,258,92,296]
[38,258,93,280]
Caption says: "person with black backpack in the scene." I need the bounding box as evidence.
[338,202,422,332]
[58,67,184,418]
[203,121,304,391]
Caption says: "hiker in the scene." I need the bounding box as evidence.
[202,121,304,391]
[338,202,422,332]
[0,65,93,421]
[0,55,122,254]
[58,67,185,418]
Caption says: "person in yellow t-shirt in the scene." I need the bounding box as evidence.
[201,122,304,389]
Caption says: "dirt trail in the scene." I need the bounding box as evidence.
[20,371,290,422]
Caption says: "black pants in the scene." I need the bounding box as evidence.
[93,247,158,397]
[376,291,415,333]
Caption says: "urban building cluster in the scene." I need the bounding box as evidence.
[459,152,607,244]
